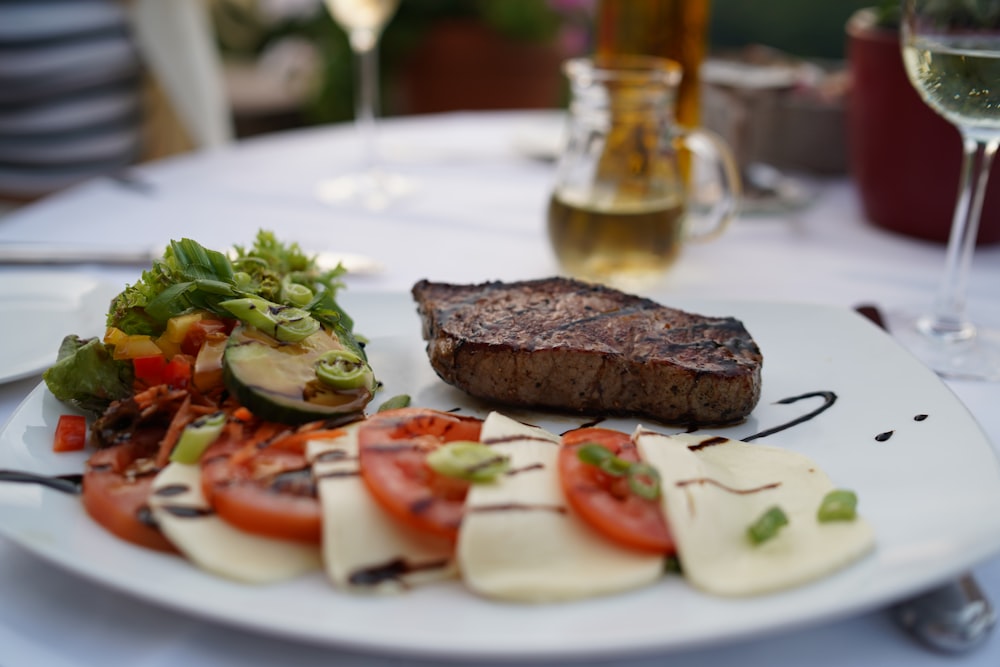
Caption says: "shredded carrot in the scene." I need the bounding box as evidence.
[232,406,253,422]
[156,395,196,467]
[267,428,349,453]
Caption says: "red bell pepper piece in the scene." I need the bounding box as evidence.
[53,414,87,452]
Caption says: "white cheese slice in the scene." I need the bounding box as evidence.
[635,430,875,597]
[308,424,456,594]
[457,412,664,603]
[148,462,321,584]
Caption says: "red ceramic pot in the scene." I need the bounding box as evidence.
[846,9,1000,245]
[397,20,565,114]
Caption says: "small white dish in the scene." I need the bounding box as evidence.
[0,272,117,383]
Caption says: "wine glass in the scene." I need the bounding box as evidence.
[316,0,413,210]
[891,0,1000,380]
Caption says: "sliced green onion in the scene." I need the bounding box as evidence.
[426,441,510,483]
[377,394,412,412]
[577,443,614,466]
[577,443,631,476]
[577,442,661,499]
[627,462,661,500]
[664,554,683,574]
[315,349,372,390]
[281,280,313,308]
[219,295,319,342]
[817,489,858,522]
[170,411,227,464]
[747,506,789,546]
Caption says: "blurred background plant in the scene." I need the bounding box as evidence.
[208,0,878,137]
[209,0,595,135]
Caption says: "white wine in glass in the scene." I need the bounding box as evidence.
[317,0,413,210]
[892,0,1000,380]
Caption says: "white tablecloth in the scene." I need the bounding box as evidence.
[1,110,999,666]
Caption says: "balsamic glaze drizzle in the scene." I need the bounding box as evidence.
[160,505,214,518]
[348,557,451,587]
[675,478,781,495]
[468,502,567,515]
[152,484,189,497]
[744,391,838,442]
[688,436,729,451]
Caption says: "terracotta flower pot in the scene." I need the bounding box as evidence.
[846,8,1000,245]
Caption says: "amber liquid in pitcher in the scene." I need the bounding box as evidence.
[547,193,686,284]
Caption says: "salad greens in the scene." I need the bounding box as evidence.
[44,231,369,416]
[43,335,134,415]
[107,230,352,336]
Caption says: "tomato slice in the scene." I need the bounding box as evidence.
[559,427,674,554]
[81,443,177,553]
[357,408,483,541]
[200,419,327,544]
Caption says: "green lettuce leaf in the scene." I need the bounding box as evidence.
[43,336,134,415]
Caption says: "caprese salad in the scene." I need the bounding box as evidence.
[39,232,874,603]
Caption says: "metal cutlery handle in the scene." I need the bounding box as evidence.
[0,243,155,266]
[891,574,997,653]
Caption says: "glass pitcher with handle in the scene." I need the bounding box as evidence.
[547,55,740,289]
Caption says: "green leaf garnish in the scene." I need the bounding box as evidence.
[377,394,412,412]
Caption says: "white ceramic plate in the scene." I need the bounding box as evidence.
[0,272,116,384]
[1,294,1000,661]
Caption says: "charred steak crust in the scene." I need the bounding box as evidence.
[411,277,763,426]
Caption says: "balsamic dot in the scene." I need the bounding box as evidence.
[875,431,894,442]
[914,414,929,422]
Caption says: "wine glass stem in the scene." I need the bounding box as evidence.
[349,29,380,172]
[924,135,998,341]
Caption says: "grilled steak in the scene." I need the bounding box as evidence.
[411,277,763,426]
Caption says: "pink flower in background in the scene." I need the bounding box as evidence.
[548,0,596,56]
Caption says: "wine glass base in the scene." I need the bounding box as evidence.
[739,163,815,215]
[316,169,416,211]
[885,310,1000,381]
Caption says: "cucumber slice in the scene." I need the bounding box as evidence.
[223,324,374,424]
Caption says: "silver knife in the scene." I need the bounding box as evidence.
[0,243,156,266]
[855,303,997,652]
[0,242,384,275]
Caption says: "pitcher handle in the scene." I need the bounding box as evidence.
[675,127,742,241]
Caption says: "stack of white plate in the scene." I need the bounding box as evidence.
[0,0,144,199]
